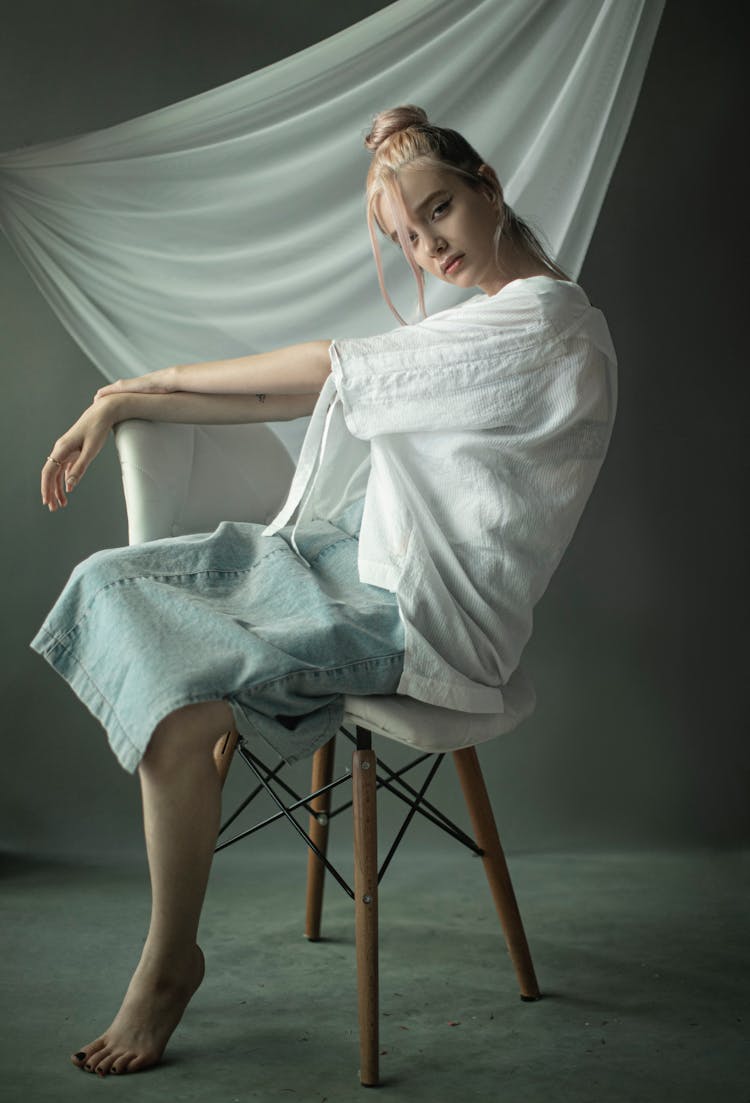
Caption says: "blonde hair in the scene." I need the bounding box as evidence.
[364,105,570,323]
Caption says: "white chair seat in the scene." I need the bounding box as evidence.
[115,419,534,752]
[343,662,535,752]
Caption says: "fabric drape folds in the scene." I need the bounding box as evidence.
[0,0,664,457]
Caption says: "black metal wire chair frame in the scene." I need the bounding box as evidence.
[214,725,485,899]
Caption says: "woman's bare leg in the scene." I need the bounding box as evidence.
[71,699,234,1077]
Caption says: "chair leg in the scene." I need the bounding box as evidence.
[452,746,541,1000]
[212,729,239,788]
[304,736,337,941]
[352,728,379,1086]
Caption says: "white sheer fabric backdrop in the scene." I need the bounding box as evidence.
[0,0,664,457]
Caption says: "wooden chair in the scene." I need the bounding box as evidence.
[115,419,542,1087]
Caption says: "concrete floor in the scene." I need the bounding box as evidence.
[1,845,747,1103]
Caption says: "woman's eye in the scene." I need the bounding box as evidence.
[432,199,451,218]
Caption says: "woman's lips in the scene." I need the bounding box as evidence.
[442,254,464,275]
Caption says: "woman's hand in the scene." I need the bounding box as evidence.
[41,397,120,512]
[94,366,177,402]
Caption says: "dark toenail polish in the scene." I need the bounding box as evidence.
[74,1052,86,1060]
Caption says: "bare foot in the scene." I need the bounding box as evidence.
[70,944,205,1076]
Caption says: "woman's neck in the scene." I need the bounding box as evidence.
[484,237,566,294]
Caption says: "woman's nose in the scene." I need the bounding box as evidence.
[427,234,447,257]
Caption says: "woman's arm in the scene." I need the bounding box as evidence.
[42,338,334,511]
[107,389,319,425]
[42,389,318,512]
[95,340,332,400]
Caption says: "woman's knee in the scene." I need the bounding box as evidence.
[142,700,234,771]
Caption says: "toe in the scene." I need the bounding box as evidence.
[110,1051,137,1075]
[94,1051,120,1077]
[85,1045,111,1074]
[125,1051,159,1074]
[73,1039,105,1070]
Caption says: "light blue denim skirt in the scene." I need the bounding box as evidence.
[30,497,405,773]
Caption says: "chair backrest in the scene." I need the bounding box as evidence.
[114,420,295,544]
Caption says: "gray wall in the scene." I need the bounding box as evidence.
[1,0,746,859]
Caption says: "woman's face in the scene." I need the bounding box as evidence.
[377,162,504,295]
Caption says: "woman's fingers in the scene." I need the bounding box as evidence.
[65,443,98,490]
[41,456,62,510]
[95,377,143,400]
[41,405,111,511]
[95,370,173,401]
[41,450,78,510]
[53,463,68,509]
[94,380,124,400]
[41,396,122,512]
[41,453,61,508]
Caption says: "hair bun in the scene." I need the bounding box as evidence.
[364,105,430,152]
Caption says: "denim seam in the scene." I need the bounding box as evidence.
[40,543,293,647]
[239,648,405,698]
[273,527,355,566]
[39,632,141,763]
[302,534,355,568]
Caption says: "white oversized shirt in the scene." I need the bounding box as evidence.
[263,275,618,714]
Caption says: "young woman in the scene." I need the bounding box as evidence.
[33,105,617,1076]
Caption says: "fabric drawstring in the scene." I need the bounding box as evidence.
[262,372,339,567]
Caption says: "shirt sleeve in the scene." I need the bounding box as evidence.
[329,292,566,439]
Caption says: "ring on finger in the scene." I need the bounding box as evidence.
[47,455,63,467]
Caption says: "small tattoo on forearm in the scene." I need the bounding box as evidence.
[256,393,266,403]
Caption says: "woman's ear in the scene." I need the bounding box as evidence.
[477,163,502,209]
